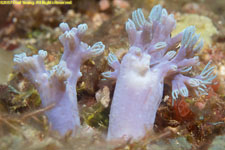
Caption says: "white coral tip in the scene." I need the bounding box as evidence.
[165,51,176,60]
[78,24,88,35]
[154,42,167,50]
[50,61,71,80]
[172,89,179,100]
[132,8,146,28]
[38,50,48,59]
[102,71,113,78]
[180,87,189,97]
[59,22,70,32]
[180,66,192,72]
[193,39,204,53]
[107,52,118,66]
[65,30,75,39]
[189,34,200,48]
[13,53,27,63]
[181,26,196,47]
[188,79,201,87]
[161,8,168,17]
[90,42,105,56]
[125,19,136,31]
[149,4,162,22]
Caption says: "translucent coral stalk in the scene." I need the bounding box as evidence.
[103,5,216,141]
[14,22,105,135]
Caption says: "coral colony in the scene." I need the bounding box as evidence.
[13,23,105,135]
[103,5,216,140]
[13,4,216,140]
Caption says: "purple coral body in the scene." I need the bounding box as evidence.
[13,23,105,135]
[103,5,216,140]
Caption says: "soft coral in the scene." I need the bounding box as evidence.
[14,22,105,135]
[103,5,217,140]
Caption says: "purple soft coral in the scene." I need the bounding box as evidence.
[13,23,105,135]
[103,5,216,140]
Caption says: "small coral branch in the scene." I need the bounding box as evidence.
[103,5,217,141]
[102,52,120,79]
[13,22,105,135]
[14,50,48,86]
